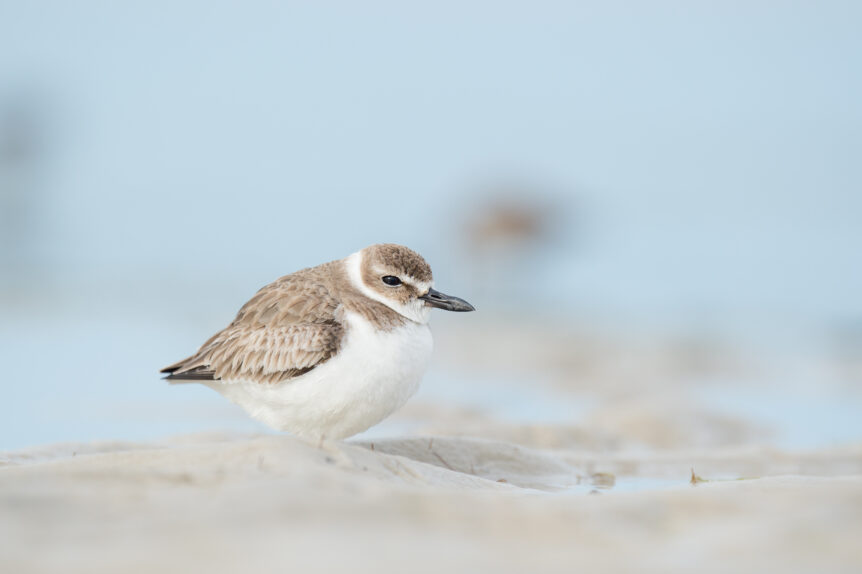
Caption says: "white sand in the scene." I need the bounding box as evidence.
[2,433,861,574]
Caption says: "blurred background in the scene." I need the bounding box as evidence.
[1,1,860,452]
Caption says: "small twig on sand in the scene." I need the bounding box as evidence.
[690,468,708,485]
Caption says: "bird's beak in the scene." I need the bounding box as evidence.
[419,288,475,312]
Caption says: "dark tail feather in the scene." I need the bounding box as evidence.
[160,364,217,382]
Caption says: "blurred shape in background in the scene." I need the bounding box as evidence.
[0,91,50,296]
[460,182,577,307]
[830,320,862,388]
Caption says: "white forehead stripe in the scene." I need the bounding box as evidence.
[403,277,432,294]
[367,267,432,295]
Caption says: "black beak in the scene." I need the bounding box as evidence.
[419,288,475,312]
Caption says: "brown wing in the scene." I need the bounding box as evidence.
[161,265,344,384]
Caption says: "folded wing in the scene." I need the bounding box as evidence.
[161,267,344,384]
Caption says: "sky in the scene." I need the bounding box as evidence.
[1,2,859,328]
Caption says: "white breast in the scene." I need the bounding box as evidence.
[207,311,433,439]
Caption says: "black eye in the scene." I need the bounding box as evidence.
[381,275,401,286]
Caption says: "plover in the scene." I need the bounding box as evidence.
[161,244,474,439]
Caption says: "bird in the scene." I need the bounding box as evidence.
[160,243,475,440]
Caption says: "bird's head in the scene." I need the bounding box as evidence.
[348,243,475,324]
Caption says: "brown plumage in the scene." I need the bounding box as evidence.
[161,245,425,384]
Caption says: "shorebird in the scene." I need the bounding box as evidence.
[161,244,474,439]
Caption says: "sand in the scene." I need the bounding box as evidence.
[3,314,861,573]
[2,433,861,574]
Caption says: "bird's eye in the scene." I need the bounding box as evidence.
[381,276,402,286]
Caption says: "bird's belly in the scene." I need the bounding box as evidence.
[209,314,433,439]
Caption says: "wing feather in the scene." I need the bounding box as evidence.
[161,265,344,383]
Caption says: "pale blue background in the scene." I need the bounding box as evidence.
[1,1,860,449]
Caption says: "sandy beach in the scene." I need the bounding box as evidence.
[2,431,861,574]
[3,316,862,574]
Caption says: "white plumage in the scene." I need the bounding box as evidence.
[206,311,432,439]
